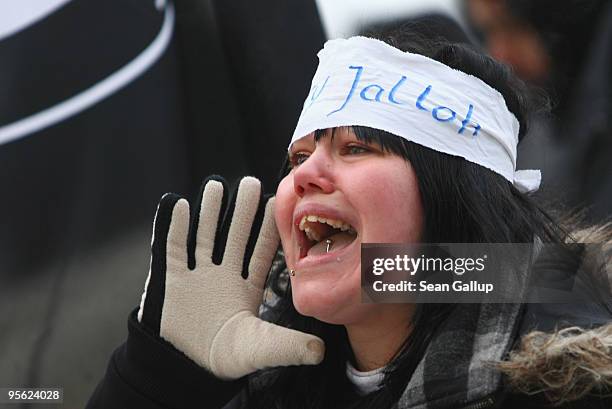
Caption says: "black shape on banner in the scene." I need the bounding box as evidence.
[0,0,325,277]
[0,0,189,275]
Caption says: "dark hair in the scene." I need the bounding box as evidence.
[251,31,571,409]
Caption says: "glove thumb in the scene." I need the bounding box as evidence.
[210,311,325,379]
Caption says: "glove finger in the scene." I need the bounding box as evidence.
[139,193,183,333]
[166,198,190,269]
[193,177,225,267]
[210,313,325,379]
[248,197,280,290]
[222,177,262,271]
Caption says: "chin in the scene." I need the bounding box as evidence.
[291,280,367,325]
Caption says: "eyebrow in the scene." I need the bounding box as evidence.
[289,127,351,157]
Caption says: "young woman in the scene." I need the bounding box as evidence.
[87,31,612,409]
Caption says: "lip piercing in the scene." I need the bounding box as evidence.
[290,269,296,277]
[325,239,333,253]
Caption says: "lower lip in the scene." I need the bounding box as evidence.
[294,237,359,271]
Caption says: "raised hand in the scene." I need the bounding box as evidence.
[137,176,325,379]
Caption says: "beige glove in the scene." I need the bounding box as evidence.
[137,176,324,379]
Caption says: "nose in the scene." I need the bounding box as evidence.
[293,148,335,197]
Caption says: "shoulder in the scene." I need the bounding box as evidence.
[499,223,612,407]
[499,322,612,406]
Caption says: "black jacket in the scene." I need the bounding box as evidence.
[87,228,612,409]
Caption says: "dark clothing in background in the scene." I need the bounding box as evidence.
[560,1,612,220]
[515,2,612,221]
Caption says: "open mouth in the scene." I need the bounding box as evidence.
[297,215,358,259]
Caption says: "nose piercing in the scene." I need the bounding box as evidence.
[290,269,296,276]
[325,239,333,253]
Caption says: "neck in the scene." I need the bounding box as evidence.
[345,304,415,372]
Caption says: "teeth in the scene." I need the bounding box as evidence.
[298,214,356,242]
[304,227,320,242]
[328,219,341,229]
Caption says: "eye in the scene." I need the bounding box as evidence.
[289,152,310,168]
[344,144,370,155]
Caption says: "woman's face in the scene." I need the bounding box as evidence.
[275,128,424,324]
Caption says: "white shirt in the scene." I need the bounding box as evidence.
[345,361,386,395]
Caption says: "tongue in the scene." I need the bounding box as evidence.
[307,231,356,256]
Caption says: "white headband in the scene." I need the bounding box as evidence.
[290,36,541,193]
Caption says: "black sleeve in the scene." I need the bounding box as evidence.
[86,309,248,409]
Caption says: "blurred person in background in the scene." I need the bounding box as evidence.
[465,0,612,221]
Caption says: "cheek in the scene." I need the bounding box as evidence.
[274,175,296,251]
[352,162,423,242]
